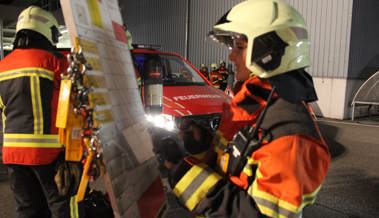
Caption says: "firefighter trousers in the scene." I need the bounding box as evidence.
[7,163,78,218]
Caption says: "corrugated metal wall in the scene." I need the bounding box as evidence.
[120,0,187,56]
[286,0,353,78]
[188,0,242,70]
[121,0,354,78]
[187,0,354,78]
[348,0,379,79]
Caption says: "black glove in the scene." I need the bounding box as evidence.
[155,137,185,165]
[181,121,212,155]
[54,154,82,196]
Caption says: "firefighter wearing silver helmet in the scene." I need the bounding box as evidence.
[162,1,330,218]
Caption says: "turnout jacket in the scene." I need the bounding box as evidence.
[0,48,67,165]
[171,75,330,218]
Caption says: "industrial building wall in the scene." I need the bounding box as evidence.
[187,0,242,69]
[285,0,354,119]
[348,0,379,79]
[187,0,354,79]
[286,0,353,78]
[344,0,379,119]
[120,0,187,56]
[121,0,354,78]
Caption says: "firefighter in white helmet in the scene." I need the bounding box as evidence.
[161,1,330,217]
[0,6,80,218]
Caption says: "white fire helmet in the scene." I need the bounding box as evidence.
[208,0,310,78]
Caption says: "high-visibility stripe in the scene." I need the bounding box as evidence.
[30,76,43,134]
[0,95,4,108]
[70,195,79,218]
[0,67,54,81]
[0,96,5,132]
[4,134,58,139]
[173,164,221,211]
[35,77,43,134]
[19,14,50,24]
[302,186,321,205]
[253,194,302,218]
[247,160,321,218]
[242,157,254,177]
[250,181,303,218]
[251,168,300,212]
[3,134,62,148]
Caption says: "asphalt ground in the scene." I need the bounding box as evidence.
[303,118,379,218]
[1,118,378,218]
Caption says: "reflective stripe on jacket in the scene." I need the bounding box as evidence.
[173,159,222,211]
[0,48,67,165]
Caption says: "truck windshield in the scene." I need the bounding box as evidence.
[132,53,206,86]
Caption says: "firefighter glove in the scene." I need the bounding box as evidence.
[181,121,212,155]
[155,137,185,165]
[55,160,82,196]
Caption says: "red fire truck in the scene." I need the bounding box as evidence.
[131,45,231,217]
[131,45,231,133]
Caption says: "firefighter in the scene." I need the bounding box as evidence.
[199,63,209,79]
[218,60,228,91]
[123,24,134,50]
[161,0,330,217]
[209,63,222,89]
[0,6,78,218]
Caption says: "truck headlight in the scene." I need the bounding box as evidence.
[145,114,176,131]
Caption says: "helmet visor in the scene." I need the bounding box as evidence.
[208,30,247,49]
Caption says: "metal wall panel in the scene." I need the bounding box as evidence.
[187,0,242,70]
[120,0,187,56]
[187,0,353,77]
[121,0,353,78]
[286,0,353,78]
[348,0,379,79]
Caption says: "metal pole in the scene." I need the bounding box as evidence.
[0,19,4,60]
[184,0,190,59]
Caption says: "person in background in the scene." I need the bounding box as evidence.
[0,6,77,218]
[218,60,228,91]
[199,63,209,79]
[160,0,330,217]
[209,62,222,89]
[123,24,134,50]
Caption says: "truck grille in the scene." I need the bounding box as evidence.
[176,113,222,132]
